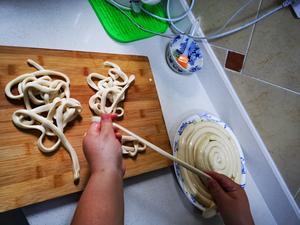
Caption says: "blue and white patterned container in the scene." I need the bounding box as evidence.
[166,35,203,74]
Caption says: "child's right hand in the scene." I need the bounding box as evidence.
[207,171,255,225]
[83,114,125,177]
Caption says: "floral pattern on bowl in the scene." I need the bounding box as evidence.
[166,35,203,74]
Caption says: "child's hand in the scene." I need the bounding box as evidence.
[83,114,124,177]
[207,171,255,225]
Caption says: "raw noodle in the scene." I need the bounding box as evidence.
[87,61,135,117]
[88,63,146,157]
[177,120,242,216]
[5,59,82,181]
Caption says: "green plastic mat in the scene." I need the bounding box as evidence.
[89,0,168,43]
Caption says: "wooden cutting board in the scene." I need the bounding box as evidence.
[0,46,172,212]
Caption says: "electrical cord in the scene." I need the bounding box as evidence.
[115,6,177,38]
[107,0,294,41]
[191,4,287,40]
[106,0,131,10]
[168,0,253,36]
[168,0,293,40]
[107,0,252,37]
[107,0,195,22]
[211,0,253,35]
[140,0,195,22]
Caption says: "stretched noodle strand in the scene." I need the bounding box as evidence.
[5,59,82,181]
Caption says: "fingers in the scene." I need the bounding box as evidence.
[110,113,118,120]
[85,122,100,137]
[207,178,228,205]
[85,114,120,140]
[100,114,115,137]
[206,171,238,192]
[115,132,122,142]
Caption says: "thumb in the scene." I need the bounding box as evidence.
[100,114,114,136]
[207,178,228,205]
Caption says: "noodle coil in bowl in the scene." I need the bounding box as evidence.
[172,113,246,218]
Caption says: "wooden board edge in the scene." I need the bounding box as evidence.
[0,45,149,62]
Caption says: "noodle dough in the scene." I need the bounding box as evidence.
[87,61,135,117]
[121,135,146,157]
[177,120,242,211]
[88,63,146,157]
[5,59,82,181]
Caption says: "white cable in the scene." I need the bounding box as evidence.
[141,0,195,22]
[196,4,284,40]
[107,0,251,35]
[169,0,286,40]
[211,0,253,35]
[106,0,131,10]
[107,0,292,41]
[107,0,195,22]
[114,6,177,38]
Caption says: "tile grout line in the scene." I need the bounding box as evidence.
[189,0,300,96]
[237,0,300,96]
[209,44,244,55]
[230,71,300,96]
[241,0,263,73]
[211,0,264,71]
[241,25,255,72]
[244,0,263,56]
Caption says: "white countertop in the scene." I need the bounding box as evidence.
[0,0,279,224]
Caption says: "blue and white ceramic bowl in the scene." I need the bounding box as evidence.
[172,112,247,215]
[166,35,203,74]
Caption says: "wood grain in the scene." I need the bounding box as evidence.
[0,46,172,212]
